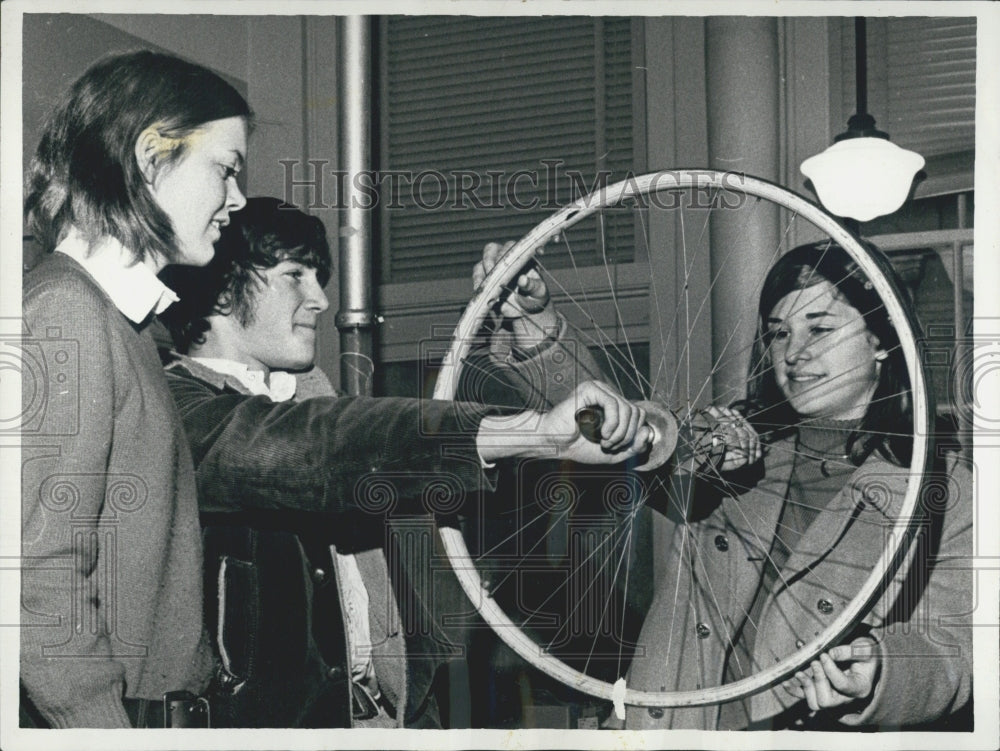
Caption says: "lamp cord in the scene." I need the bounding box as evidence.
[855,16,868,117]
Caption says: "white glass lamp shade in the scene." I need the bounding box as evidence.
[800,137,925,222]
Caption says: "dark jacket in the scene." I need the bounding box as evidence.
[163,354,496,727]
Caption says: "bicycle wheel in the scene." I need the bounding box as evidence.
[433,170,933,709]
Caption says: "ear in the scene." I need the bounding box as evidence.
[134,127,164,184]
[215,290,233,313]
[865,331,886,361]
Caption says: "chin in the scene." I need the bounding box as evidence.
[788,395,826,417]
[179,242,216,267]
[278,355,316,372]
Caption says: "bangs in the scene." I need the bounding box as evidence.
[273,244,332,287]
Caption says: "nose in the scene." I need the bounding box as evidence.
[305,276,330,313]
[783,332,811,364]
[226,177,247,212]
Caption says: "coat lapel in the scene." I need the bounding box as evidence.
[780,455,906,582]
[719,437,796,612]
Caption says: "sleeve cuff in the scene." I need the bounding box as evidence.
[508,313,566,362]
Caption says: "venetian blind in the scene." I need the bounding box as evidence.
[380,16,636,284]
[839,16,976,159]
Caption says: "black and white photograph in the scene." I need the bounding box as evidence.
[1,2,998,749]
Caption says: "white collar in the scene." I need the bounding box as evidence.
[190,357,298,402]
[54,227,179,324]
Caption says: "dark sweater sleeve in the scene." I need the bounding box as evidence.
[167,368,497,514]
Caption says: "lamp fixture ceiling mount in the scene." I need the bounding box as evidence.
[800,17,924,223]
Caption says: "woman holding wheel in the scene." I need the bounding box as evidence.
[469,239,972,731]
[625,241,972,730]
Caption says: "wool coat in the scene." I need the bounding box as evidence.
[623,437,973,730]
[466,313,973,730]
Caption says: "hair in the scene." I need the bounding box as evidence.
[742,240,915,467]
[159,196,332,352]
[24,50,252,263]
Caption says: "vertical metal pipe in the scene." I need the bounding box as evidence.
[336,16,375,397]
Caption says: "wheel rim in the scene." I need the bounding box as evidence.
[433,169,933,708]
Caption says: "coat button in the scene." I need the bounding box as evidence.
[817,598,834,614]
[714,534,729,552]
[696,623,711,639]
[327,665,345,680]
[312,568,326,584]
[647,707,664,719]
[795,639,805,649]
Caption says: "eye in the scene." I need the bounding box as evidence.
[285,268,304,281]
[221,164,240,180]
[765,328,789,345]
[809,325,834,337]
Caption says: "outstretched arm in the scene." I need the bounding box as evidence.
[478,379,651,465]
[169,365,651,515]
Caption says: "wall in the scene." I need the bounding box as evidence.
[93,13,250,80]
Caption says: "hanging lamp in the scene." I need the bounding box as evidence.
[800,17,924,223]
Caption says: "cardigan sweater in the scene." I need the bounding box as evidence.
[20,253,215,728]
